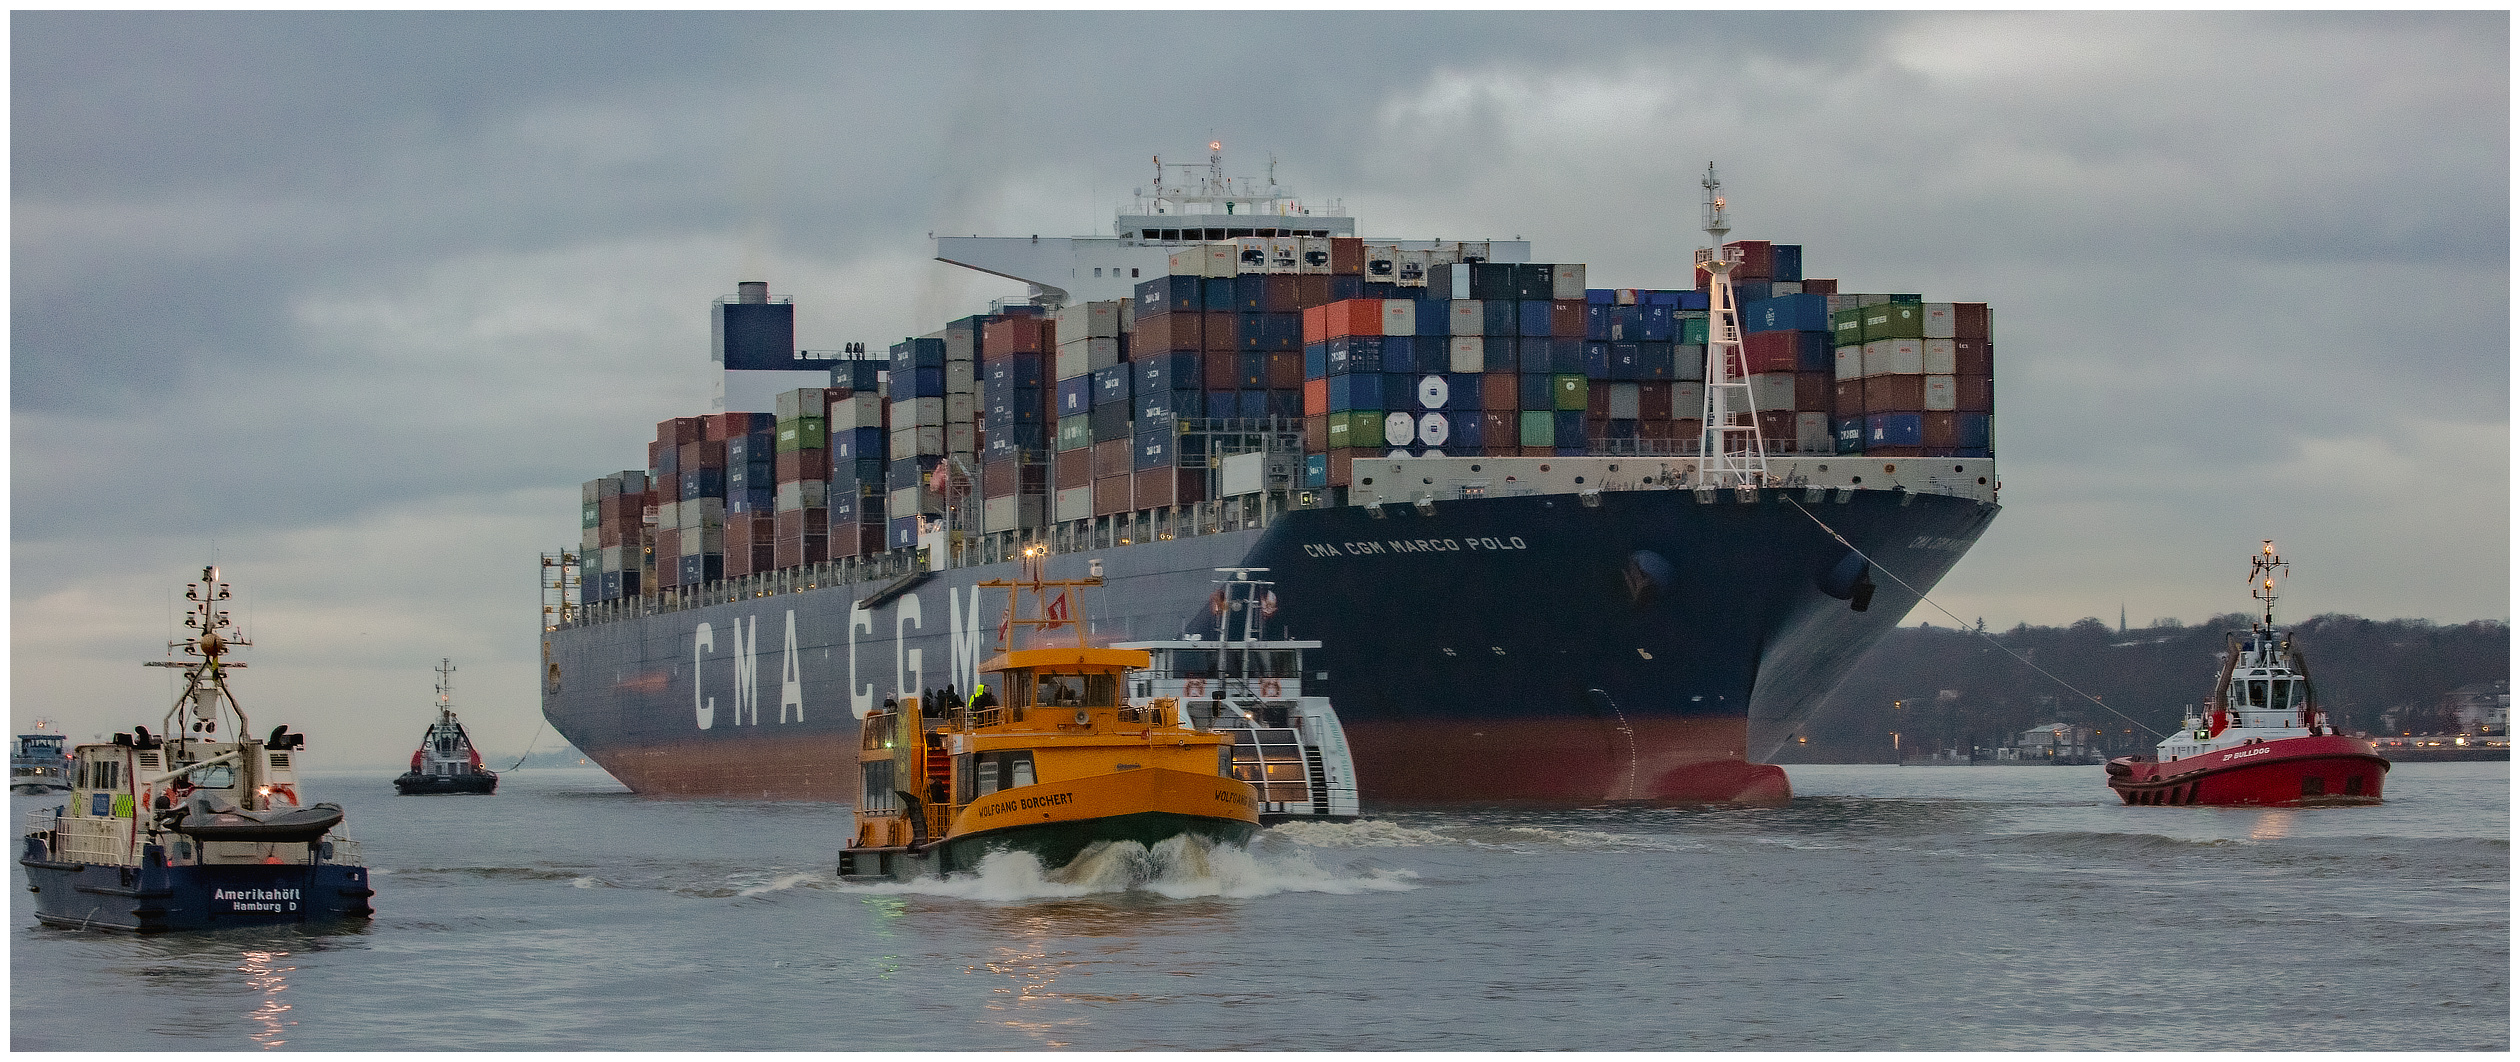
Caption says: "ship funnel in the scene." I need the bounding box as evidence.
[737,281,769,304]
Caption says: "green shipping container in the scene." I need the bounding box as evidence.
[1519,409,1557,447]
[1862,303,1923,342]
[1830,307,1865,347]
[1057,415,1092,452]
[775,416,828,452]
[1329,409,1383,450]
[1681,316,1710,346]
[1552,374,1589,411]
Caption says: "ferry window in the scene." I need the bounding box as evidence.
[954,753,977,804]
[976,758,1002,798]
[1084,674,1118,706]
[862,759,896,812]
[1037,675,1084,706]
[98,760,120,791]
[1008,754,1035,788]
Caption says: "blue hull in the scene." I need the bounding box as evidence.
[541,487,1996,801]
[21,841,373,934]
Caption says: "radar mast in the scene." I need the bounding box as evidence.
[1695,163,1768,490]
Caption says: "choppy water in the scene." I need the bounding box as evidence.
[12,762,2505,1050]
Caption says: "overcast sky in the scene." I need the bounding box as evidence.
[12,12,2508,767]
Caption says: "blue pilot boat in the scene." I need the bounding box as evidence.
[18,567,373,932]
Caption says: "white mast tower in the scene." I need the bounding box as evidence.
[1695,163,1768,490]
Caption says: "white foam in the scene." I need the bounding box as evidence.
[1268,818,1458,849]
[736,871,819,898]
[570,876,602,889]
[841,837,1418,901]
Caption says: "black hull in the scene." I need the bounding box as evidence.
[544,487,1997,802]
[394,772,499,795]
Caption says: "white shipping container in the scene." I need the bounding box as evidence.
[891,397,945,427]
[1922,339,1956,375]
[581,526,601,552]
[1231,237,1269,274]
[1855,293,1891,307]
[775,387,826,421]
[946,421,977,456]
[690,526,726,556]
[1417,374,1451,410]
[944,326,977,361]
[1448,300,1483,337]
[1449,337,1484,373]
[983,494,1044,533]
[1381,299,1416,336]
[776,480,829,512]
[1203,243,1236,278]
[1671,382,1706,420]
[601,544,629,571]
[1058,336,1122,379]
[1551,262,1587,301]
[946,392,976,424]
[891,424,944,457]
[1836,345,1865,380]
[1298,237,1333,275]
[1417,412,1452,447]
[1862,339,1925,378]
[1383,412,1415,447]
[1447,263,1472,297]
[890,488,924,521]
[830,392,884,430]
[1924,375,1958,411]
[1922,303,1956,340]
[1424,244,1462,267]
[1795,411,1831,454]
[1267,238,1300,274]
[1748,373,1798,412]
[1056,485,1094,523]
[1673,344,1707,382]
[1395,249,1433,288]
[1825,294,1861,313]
[657,500,681,530]
[1055,300,1123,340]
[682,498,726,531]
[1362,243,1402,283]
[1607,381,1640,420]
[1770,281,1803,296]
[945,359,976,395]
[1616,288,1638,306]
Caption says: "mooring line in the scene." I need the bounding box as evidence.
[1784,497,2163,739]
[504,719,551,773]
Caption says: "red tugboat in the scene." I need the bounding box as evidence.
[2106,542,2388,806]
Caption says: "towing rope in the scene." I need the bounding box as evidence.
[1784,497,2163,739]
[503,719,551,773]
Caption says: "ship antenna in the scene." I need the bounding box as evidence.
[147,565,252,741]
[2249,540,2288,630]
[436,658,458,720]
[1694,162,1768,491]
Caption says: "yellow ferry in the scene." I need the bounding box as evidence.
[838,550,1259,881]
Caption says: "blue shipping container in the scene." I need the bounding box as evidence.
[1639,304,1674,342]
[1520,372,1554,411]
[1585,288,1615,306]
[1201,277,1236,312]
[831,359,882,391]
[1303,452,1328,488]
[1867,412,1924,446]
[1092,364,1132,406]
[1745,293,1831,334]
[1266,389,1301,418]
[1773,245,1804,283]
[1519,299,1554,339]
[1305,342,1328,380]
[1958,412,1992,449]
[1237,390,1268,418]
[1056,376,1093,417]
[1329,372,1385,412]
[1135,430,1175,470]
[1454,411,1484,449]
[1585,303,1610,341]
[1483,336,1519,373]
[1415,298,1449,337]
[1483,299,1519,337]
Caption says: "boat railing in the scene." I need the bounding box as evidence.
[323,836,363,865]
[923,804,952,840]
[21,808,58,838]
[45,816,128,865]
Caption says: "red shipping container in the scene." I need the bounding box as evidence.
[679,440,727,471]
[1303,413,1327,451]
[1952,303,1990,341]
[1802,278,1838,296]
[1834,379,1866,418]
[654,472,680,501]
[1092,475,1133,516]
[1866,375,1926,412]
[1203,311,1240,352]
[1330,238,1364,275]
[831,526,883,559]
[984,317,1050,356]
[1481,411,1518,447]
[654,528,681,566]
[1481,374,1518,411]
[1587,384,1612,417]
[1869,445,1924,458]
[1324,449,1354,486]
[1694,264,1712,292]
[659,417,704,446]
[722,542,751,579]
[1743,331,1800,374]
[1136,312,1193,353]
[647,440,666,471]
[1301,305,1329,344]
[1264,275,1299,314]
[1637,381,1672,422]
[599,523,623,549]
[1093,438,1132,479]
[775,449,829,484]
[1956,374,1995,413]
[1132,467,1204,509]
[1054,454,1090,490]
[1294,274,1330,308]
[1303,379,1329,416]
[1551,300,1587,338]
[1953,339,1992,376]
[1203,350,1239,390]
[1638,419,1674,441]
[1795,371,1830,412]
[1267,351,1303,389]
[1722,240,1774,279]
[1753,410,1799,443]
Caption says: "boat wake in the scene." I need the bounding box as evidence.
[846,835,1419,901]
[1266,819,1458,848]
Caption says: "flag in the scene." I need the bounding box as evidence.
[1042,591,1070,632]
[995,609,1012,648]
[1260,590,1279,618]
[1209,589,1226,616]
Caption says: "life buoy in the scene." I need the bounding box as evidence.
[1184,678,1206,697]
[1260,679,1282,698]
[266,784,299,807]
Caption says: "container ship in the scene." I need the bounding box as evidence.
[540,151,2001,803]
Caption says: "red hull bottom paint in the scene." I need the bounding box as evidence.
[588,732,856,800]
[2106,734,2388,806]
[1346,718,1791,804]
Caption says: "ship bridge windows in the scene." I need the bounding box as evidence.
[959,751,1037,804]
[861,758,897,812]
[1029,673,1118,708]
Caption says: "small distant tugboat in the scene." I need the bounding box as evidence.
[13,720,72,794]
[19,566,374,932]
[2107,542,2389,806]
[393,659,498,795]
[839,550,1261,881]
[1119,568,1360,825]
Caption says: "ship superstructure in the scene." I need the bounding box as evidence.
[544,150,2001,803]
